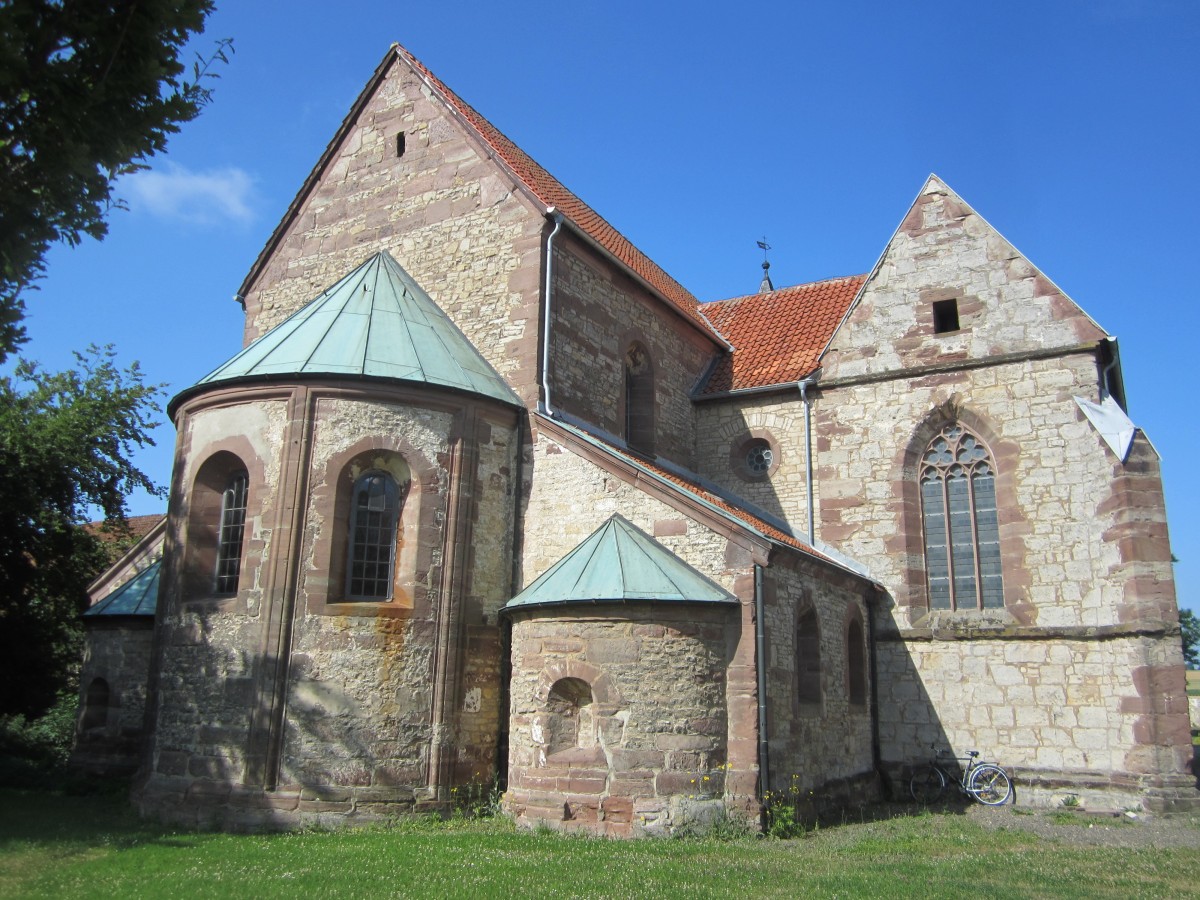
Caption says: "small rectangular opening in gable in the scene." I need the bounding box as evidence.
[396,132,406,158]
[933,299,960,334]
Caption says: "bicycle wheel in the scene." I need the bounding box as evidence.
[910,765,946,803]
[968,764,1012,805]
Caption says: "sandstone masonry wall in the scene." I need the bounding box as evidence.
[550,239,716,465]
[71,622,155,775]
[240,57,546,408]
[693,392,812,534]
[514,426,765,828]
[142,397,290,818]
[762,562,876,809]
[507,607,735,836]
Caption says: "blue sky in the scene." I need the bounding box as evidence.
[18,1,1200,612]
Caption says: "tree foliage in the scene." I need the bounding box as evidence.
[0,0,227,360]
[0,346,164,716]
[1180,608,1199,670]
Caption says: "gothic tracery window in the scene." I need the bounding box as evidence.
[919,423,1003,611]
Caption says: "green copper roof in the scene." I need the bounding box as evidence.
[196,251,520,406]
[83,560,159,618]
[505,515,737,611]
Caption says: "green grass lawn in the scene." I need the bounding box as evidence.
[1,788,1197,899]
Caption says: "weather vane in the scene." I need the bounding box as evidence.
[756,238,774,291]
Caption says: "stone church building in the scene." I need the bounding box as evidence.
[72,44,1195,834]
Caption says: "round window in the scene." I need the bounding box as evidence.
[746,441,773,475]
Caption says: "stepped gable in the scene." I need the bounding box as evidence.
[699,274,866,395]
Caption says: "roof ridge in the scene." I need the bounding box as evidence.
[706,273,869,308]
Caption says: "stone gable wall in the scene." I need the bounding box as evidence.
[240,58,546,408]
[812,351,1189,806]
[821,178,1106,383]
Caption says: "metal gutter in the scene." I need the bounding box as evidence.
[540,210,564,415]
[754,564,770,799]
[799,377,816,543]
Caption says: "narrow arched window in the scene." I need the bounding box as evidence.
[346,472,400,600]
[796,607,821,706]
[80,677,110,732]
[214,471,248,594]
[919,423,1003,611]
[847,617,867,707]
[624,342,654,455]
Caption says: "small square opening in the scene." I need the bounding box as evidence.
[933,299,960,334]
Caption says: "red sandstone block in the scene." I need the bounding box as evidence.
[298,799,353,814]
[601,797,633,822]
[610,749,665,771]
[655,772,700,795]
[563,777,606,793]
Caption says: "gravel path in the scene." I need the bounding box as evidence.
[963,803,1200,849]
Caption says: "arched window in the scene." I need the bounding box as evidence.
[215,471,248,594]
[545,677,595,755]
[185,451,251,600]
[80,678,110,732]
[624,342,654,455]
[847,617,867,707]
[796,606,821,706]
[919,423,1003,611]
[345,472,401,600]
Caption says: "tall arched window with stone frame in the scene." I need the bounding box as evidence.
[919,423,1004,611]
[184,451,252,600]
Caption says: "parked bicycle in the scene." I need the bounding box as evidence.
[910,748,1012,806]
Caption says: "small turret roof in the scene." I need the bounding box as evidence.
[192,251,520,407]
[83,560,159,618]
[505,514,737,612]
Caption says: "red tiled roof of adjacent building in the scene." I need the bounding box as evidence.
[699,275,867,395]
[397,45,717,337]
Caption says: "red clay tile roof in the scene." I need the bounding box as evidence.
[85,514,166,545]
[397,45,717,337]
[699,275,867,395]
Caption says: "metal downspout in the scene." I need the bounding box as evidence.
[799,378,816,542]
[865,587,885,794]
[754,564,770,799]
[540,209,565,416]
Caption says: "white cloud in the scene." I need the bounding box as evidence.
[122,162,257,225]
